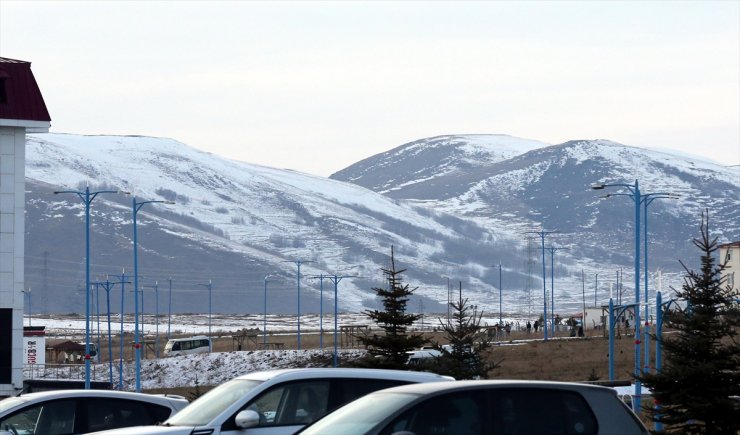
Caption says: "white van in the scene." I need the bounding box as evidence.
[163,336,211,357]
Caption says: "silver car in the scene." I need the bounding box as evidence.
[0,389,188,435]
[299,380,650,435]
[88,368,453,435]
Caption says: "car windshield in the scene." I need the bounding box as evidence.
[165,379,263,426]
[0,397,27,414]
[300,392,417,435]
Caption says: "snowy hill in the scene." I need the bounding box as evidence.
[332,135,739,300]
[25,134,520,317]
[24,133,739,319]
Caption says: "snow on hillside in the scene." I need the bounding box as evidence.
[24,133,496,313]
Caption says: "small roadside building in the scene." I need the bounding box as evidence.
[0,57,51,397]
[719,241,739,302]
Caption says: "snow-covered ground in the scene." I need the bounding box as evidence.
[24,312,532,391]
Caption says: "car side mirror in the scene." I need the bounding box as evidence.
[235,409,261,429]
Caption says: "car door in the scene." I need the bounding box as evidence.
[220,380,332,435]
[0,398,77,435]
[380,390,487,435]
[84,397,173,432]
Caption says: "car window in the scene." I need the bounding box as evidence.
[489,388,598,435]
[236,380,330,428]
[383,391,485,435]
[167,379,263,426]
[0,399,76,435]
[338,379,407,405]
[86,398,172,432]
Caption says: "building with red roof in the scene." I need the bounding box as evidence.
[0,57,51,397]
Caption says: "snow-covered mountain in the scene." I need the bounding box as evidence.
[24,133,739,319]
[332,135,739,303]
[25,134,526,317]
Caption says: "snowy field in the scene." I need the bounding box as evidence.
[23,312,531,391]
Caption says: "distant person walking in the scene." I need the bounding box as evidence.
[526,321,532,334]
[533,320,539,333]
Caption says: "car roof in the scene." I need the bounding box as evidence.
[234,368,454,382]
[14,389,187,405]
[367,379,617,396]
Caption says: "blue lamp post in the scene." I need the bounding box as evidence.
[528,229,557,340]
[263,274,272,347]
[546,246,569,336]
[308,274,332,349]
[167,278,173,341]
[285,260,312,350]
[132,197,174,392]
[55,186,123,389]
[601,190,677,380]
[154,281,160,358]
[94,276,117,387]
[592,180,644,413]
[498,263,503,326]
[641,193,677,379]
[327,274,355,367]
[111,271,130,391]
[197,280,213,351]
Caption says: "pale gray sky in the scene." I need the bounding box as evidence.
[1,1,738,176]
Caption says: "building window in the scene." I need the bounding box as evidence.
[0,78,7,104]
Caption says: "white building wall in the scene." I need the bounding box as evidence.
[0,126,25,396]
[719,244,740,301]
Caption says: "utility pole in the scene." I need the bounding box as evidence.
[526,229,558,340]
[308,274,333,349]
[284,260,313,350]
[54,186,124,388]
[326,273,356,367]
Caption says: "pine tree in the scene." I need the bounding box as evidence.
[425,282,499,379]
[638,212,740,434]
[356,246,427,369]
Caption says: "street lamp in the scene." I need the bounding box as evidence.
[154,281,159,358]
[592,180,645,413]
[546,246,569,336]
[641,193,678,379]
[197,280,213,351]
[94,276,117,387]
[527,229,557,340]
[263,275,272,347]
[600,190,678,379]
[327,274,356,367]
[55,186,125,389]
[308,274,333,349]
[285,260,312,350]
[167,278,173,341]
[494,264,503,326]
[132,197,174,392]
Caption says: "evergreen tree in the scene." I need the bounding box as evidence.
[638,212,740,434]
[424,282,499,379]
[356,246,427,369]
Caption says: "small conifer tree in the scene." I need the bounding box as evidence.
[422,282,498,379]
[638,212,740,434]
[356,246,427,369]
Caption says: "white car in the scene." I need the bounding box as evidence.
[89,368,453,435]
[0,389,188,435]
[299,380,650,435]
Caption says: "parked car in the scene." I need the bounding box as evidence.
[88,368,453,435]
[0,389,188,435]
[299,380,650,435]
